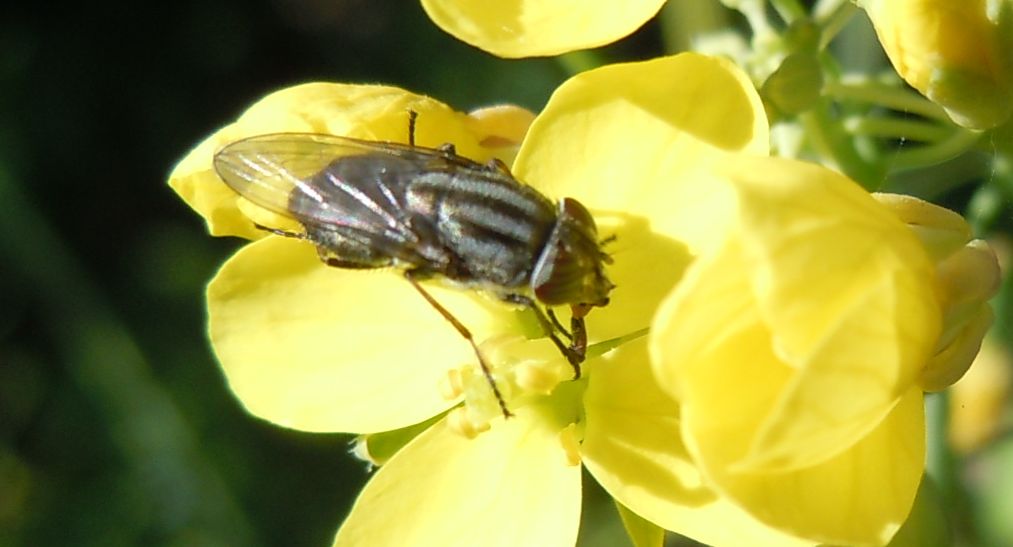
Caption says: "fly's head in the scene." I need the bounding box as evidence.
[531,198,615,315]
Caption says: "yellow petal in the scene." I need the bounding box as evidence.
[514,53,768,339]
[872,193,972,261]
[515,53,765,252]
[169,83,501,238]
[334,406,581,546]
[692,388,926,545]
[727,158,938,471]
[516,53,768,249]
[207,236,517,433]
[921,305,994,392]
[614,501,665,547]
[466,104,536,147]
[582,339,811,546]
[420,0,666,58]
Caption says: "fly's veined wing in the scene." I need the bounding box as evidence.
[213,133,472,236]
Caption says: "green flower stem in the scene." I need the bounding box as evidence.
[813,0,851,22]
[924,391,976,543]
[801,99,885,189]
[824,79,951,121]
[735,0,776,39]
[977,132,1013,229]
[890,129,982,171]
[924,392,953,504]
[815,0,858,50]
[659,0,731,54]
[842,116,953,142]
[768,0,806,24]
[0,167,255,542]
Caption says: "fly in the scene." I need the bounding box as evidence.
[212,112,615,417]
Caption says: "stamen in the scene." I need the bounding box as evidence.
[446,336,575,439]
[447,406,491,439]
[440,367,465,401]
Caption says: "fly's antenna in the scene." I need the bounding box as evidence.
[407,109,418,147]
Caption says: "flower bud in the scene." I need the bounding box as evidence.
[873,194,1001,390]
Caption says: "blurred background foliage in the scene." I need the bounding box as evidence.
[0,1,1011,546]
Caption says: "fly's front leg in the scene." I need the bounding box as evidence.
[502,294,585,378]
[253,222,306,239]
[567,303,594,374]
[405,270,512,418]
[407,109,418,146]
[546,308,573,341]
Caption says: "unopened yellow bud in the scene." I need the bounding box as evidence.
[872,193,970,260]
[875,194,1001,390]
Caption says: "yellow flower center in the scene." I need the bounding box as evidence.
[442,335,578,438]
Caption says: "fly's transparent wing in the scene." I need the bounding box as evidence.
[214,133,468,236]
[214,133,386,219]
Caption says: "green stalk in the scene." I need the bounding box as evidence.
[843,116,953,142]
[815,0,859,50]
[769,0,806,24]
[890,129,982,171]
[824,79,951,121]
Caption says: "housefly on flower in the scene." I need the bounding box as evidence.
[212,112,615,417]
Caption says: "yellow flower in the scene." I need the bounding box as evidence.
[650,158,996,545]
[419,0,666,57]
[169,53,859,546]
[858,0,1013,129]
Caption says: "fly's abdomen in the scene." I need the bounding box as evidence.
[407,171,557,288]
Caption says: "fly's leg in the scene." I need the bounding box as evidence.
[502,294,585,378]
[253,223,306,239]
[569,316,588,372]
[405,271,513,419]
[407,110,418,146]
[408,109,459,158]
[567,303,594,376]
[546,308,573,341]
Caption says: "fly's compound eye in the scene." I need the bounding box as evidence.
[532,197,614,307]
[559,198,597,236]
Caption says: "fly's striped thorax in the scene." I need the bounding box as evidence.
[406,170,558,288]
